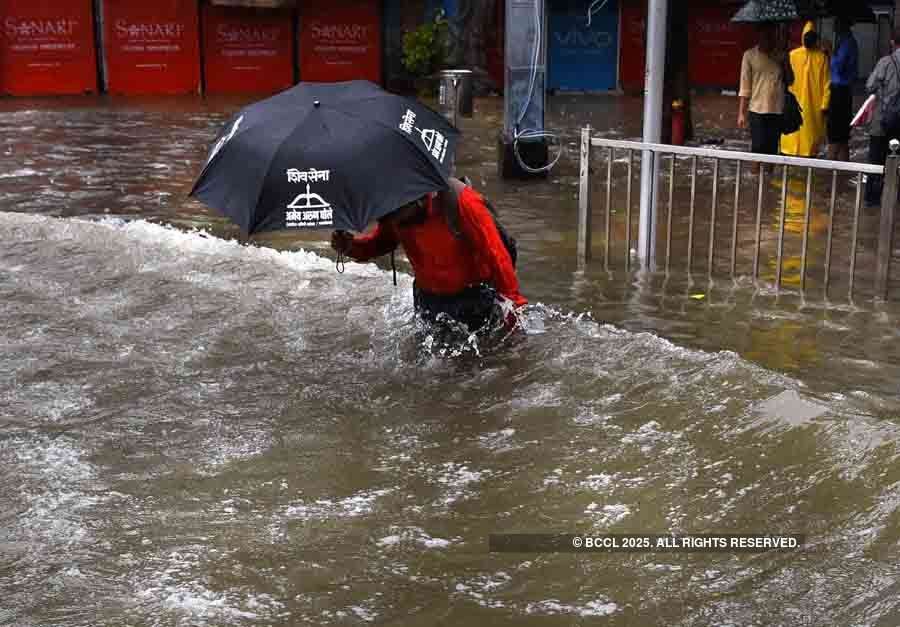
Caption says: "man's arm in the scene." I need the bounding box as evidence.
[345,223,399,261]
[867,58,886,94]
[738,97,750,129]
[456,189,527,307]
[833,38,850,81]
[738,51,752,128]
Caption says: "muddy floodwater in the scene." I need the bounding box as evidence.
[2,93,900,626]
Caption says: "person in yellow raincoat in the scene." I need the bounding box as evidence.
[781,22,831,157]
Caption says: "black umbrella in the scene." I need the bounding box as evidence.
[190,80,460,234]
[732,0,798,22]
[732,0,875,23]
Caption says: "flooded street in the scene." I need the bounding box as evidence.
[3,94,900,626]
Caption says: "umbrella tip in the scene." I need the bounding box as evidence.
[314,100,320,108]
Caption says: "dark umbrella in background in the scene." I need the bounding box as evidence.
[731,0,799,22]
[190,80,460,235]
[731,0,876,22]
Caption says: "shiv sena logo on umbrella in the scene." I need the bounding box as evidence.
[285,168,333,228]
[399,109,448,164]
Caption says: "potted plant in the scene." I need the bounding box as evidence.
[401,10,448,98]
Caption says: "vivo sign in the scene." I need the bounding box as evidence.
[554,29,613,49]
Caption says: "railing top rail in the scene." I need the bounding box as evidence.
[588,135,884,175]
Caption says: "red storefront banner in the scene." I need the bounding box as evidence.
[202,5,293,94]
[688,6,756,87]
[299,0,381,83]
[102,0,200,95]
[619,1,645,91]
[0,0,97,95]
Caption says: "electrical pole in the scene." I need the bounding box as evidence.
[637,0,668,268]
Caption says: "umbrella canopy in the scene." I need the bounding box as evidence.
[190,80,460,234]
[732,0,798,22]
[732,0,875,23]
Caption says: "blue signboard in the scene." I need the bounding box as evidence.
[548,0,619,91]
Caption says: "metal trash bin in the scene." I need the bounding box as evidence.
[439,69,473,125]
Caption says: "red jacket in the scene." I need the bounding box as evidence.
[347,187,527,307]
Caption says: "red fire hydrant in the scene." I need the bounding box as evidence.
[672,99,686,146]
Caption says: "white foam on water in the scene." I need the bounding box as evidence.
[281,488,393,521]
[572,407,614,427]
[579,473,616,491]
[9,437,104,552]
[524,599,619,617]
[197,422,272,475]
[507,382,564,410]
[0,168,41,178]
[349,604,378,622]
[6,381,95,424]
[584,502,632,527]
[453,571,513,608]
[477,428,518,452]
[375,526,458,550]
[133,547,285,625]
[320,602,380,623]
[644,563,684,572]
[0,213,392,285]
[433,462,492,505]
[621,421,665,445]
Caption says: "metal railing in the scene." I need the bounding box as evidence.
[577,126,900,299]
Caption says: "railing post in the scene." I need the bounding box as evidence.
[876,143,900,299]
[578,125,593,270]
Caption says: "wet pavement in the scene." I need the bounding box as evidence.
[1,92,900,626]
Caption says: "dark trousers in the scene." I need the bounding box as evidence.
[413,283,500,332]
[749,112,782,155]
[866,135,889,206]
[827,85,853,144]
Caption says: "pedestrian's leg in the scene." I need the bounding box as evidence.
[827,85,852,162]
[866,135,888,206]
[827,142,849,162]
[762,114,782,176]
[748,112,762,176]
[838,144,850,162]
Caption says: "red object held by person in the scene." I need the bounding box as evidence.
[672,99,686,146]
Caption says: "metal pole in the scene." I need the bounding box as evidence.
[626,150,634,270]
[638,0,669,268]
[850,172,863,299]
[775,165,788,290]
[666,154,675,274]
[876,149,900,299]
[800,167,813,291]
[577,126,593,270]
[731,160,742,277]
[753,168,765,279]
[688,155,697,274]
[824,170,837,297]
[709,158,720,277]
[605,148,613,271]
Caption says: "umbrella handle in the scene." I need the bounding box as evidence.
[334,229,349,274]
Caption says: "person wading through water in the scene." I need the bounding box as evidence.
[330,177,526,333]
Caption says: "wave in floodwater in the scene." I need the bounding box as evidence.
[2,212,900,626]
